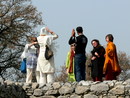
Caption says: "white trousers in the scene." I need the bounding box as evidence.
[26,68,40,83]
[39,72,54,84]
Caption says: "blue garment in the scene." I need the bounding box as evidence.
[74,54,86,82]
[20,59,26,73]
[26,53,38,69]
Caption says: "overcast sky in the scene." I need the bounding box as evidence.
[32,0,130,68]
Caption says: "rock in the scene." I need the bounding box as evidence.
[4,80,14,85]
[75,86,89,94]
[64,82,72,87]
[33,89,43,96]
[124,79,130,84]
[59,85,74,95]
[52,82,61,89]
[45,90,58,95]
[90,83,109,94]
[70,94,81,98]
[84,94,98,98]
[42,96,56,98]
[0,78,4,84]
[78,80,92,86]
[32,83,39,89]
[58,96,68,98]
[109,85,125,95]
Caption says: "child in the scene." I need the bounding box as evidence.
[66,43,76,82]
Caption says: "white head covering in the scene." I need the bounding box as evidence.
[40,27,49,35]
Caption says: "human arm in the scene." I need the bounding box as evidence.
[28,42,38,47]
[46,27,58,40]
[68,29,76,45]
[107,43,115,58]
[21,44,29,59]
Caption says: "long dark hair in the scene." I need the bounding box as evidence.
[105,34,114,42]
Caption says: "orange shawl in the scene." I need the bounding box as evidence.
[103,42,121,76]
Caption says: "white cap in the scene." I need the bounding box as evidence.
[40,27,49,35]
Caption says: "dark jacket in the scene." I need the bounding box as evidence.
[69,35,88,54]
[91,46,105,78]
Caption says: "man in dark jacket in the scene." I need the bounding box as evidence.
[69,26,88,82]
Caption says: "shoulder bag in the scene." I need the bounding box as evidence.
[45,45,53,60]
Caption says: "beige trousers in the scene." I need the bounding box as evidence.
[26,68,40,83]
[39,72,54,84]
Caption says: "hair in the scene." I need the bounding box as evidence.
[70,43,76,47]
[105,34,114,42]
[91,39,100,46]
[76,26,83,33]
[27,36,37,42]
[31,37,37,42]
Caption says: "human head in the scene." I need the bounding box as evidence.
[70,43,76,51]
[91,39,100,48]
[28,36,37,43]
[105,34,114,42]
[40,27,49,35]
[76,26,83,34]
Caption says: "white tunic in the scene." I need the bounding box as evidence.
[21,44,38,68]
[36,34,58,73]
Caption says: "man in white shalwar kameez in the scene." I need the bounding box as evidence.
[36,27,58,84]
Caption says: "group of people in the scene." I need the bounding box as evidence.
[21,26,121,84]
[66,26,121,82]
[21,27,58,84]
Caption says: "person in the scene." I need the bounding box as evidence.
[66,43,76,82]
[90,39,105,82]
[103,34,121,80]
[36,27,58,84]
[21,37,39,83]
[68,26,88,82]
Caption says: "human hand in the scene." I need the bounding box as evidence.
[66,68,69,74]
[95,52,99,57]
[46,27,54,34]
[32,42,38,45]
[71,29,75,37]
[46,27,51,32]
[91,56,96,60]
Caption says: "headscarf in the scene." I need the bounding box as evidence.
[40,27,49,35]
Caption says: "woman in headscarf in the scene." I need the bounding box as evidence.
[91,39,105,82]
[66,43,76,82]
[36,27,58,84]
[103,34,121,80]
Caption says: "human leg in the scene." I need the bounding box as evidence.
[80,58,86,80]
[47,73,54,83]
[105,63,117,80]
[74,54,82,82]
[35,71,40,83]
[39,72,47,84]
[26,68,33,83]
[74,54,86,82]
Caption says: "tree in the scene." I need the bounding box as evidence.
[118,51,130,80]
[0,0,43,80]
[55,65,68,82]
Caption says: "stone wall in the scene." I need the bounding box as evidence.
[0,79,130,98]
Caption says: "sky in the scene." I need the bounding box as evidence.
[32,0,130,68]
